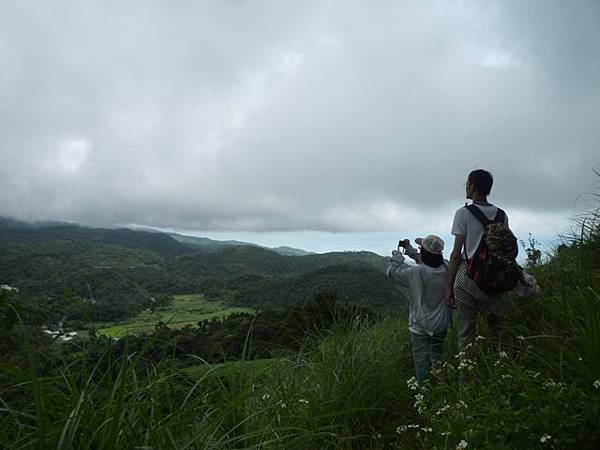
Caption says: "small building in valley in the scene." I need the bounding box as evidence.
[1,285,19,293]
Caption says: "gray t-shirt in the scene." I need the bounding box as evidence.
[451,204,509,260]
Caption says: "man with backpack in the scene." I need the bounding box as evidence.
[387,235,453,382]
[445,169,520,351]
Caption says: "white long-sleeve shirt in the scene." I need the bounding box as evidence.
[386,245,452,336]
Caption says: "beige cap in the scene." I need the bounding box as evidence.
[415,235,444,255]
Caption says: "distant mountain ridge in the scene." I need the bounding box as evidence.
[0,217,313,257]
[167,232,313,256]
[0,216,77,230]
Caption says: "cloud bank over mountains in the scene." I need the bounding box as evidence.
[1,1,599,234]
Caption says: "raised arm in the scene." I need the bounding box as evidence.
[386,249,414,287]
[445,235,465,306]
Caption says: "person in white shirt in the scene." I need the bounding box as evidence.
[387,235,452,382]
[445,169,511,351]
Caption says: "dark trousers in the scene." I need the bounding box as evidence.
[410,331,447,382]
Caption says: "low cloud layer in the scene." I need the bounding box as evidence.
[1,1,599,234]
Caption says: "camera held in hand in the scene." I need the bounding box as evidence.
[398,239,410,249]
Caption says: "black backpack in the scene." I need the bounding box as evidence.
[465,205,522,293]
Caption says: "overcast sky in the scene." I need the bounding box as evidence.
[1,1,599,253]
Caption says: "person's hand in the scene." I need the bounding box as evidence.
[445,285,456,308]
[391,249,404,264]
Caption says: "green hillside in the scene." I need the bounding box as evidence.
[231,264,404,308]
[1,229,599,448]
[1,207,599,448]
[0,219,393,327]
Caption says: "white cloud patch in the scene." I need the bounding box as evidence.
[480,49,520,68]
[54,138,90,174]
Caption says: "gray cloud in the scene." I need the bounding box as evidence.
[1,0,598,232]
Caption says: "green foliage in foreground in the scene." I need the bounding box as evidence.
[96,294,254,338]
[2,296,599,449]
[1,213,599,449]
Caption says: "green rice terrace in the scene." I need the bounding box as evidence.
[96,294,254,338]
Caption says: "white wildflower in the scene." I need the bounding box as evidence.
[421,427,433,433]
[261,393,270,401]
[440,431,452,436]
[436,404,451,415]
[501,374,512,380]
[578,357,583,361]
[406,376,420,391]
[458,358,476,371]
[499,351,508,359]
[540,434,552,443]
[543,380,567,393]
[456,439,468,449]
[593,379,600,389]
[396,425,408,434]
[413,393,427,414]
[298,399,309,405]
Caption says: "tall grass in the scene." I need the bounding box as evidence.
[0,315,420,449]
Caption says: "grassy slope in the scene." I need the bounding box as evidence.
[97,294,254,337]
[1,219,599,449]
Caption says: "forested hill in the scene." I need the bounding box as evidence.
[167,232,313,256]
[0,222,191,257]
[170,245,388,278]
[0,219,402,325]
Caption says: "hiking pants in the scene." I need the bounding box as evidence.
[410,331,447,382]
[454,262,511,351]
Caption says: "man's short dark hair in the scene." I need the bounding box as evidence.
[421,249,444,268]
[468,169,493,196]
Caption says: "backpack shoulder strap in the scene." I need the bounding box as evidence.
[465,204,492,226]
[493,208,506,224]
